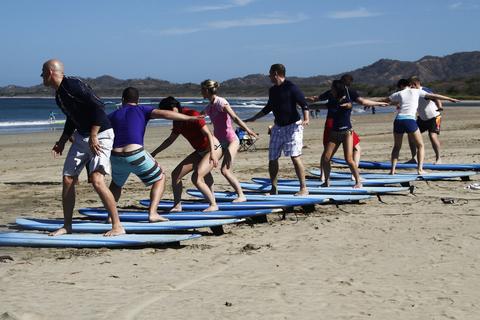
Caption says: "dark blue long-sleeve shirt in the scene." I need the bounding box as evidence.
[55,77,111,137]
[261,80,308,127]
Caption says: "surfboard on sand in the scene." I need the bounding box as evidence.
[15,218,243,233]
[240,182,410,195]
[331,158,480,171]
[0,232,201,248]
[78,208,277,222]
[251,176,415,187]
[139,198,320,211]
[186,189,371,203]
[308,168,476,181]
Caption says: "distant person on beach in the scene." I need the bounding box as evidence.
[108,88,203,220]
[41,58,124,236]
[308,80,363,187]
[200,80,257,202]
[307,75,387,180]
[151,96,222,212]
[49,111,56,123]
[406,76,444,164]
[245,63,309,195]
[380,79,459,175]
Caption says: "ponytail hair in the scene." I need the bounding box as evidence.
[201,79,219,95]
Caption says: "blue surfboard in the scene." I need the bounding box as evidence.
[15,218,243,233]
[240,182,409,195]
[186,189,371,203]
[331,158,480,171]
[309,169,476,181]
[251,177,415,187]
[78,208,276,222]
[139,198,319,210]
[0,232,200,248]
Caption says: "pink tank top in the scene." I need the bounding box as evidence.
[204,96,237,143]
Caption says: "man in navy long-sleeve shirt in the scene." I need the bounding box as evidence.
[246,64,309,195]
[41,59,124,236]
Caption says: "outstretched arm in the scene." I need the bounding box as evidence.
[151,132,179,157]
[244,110,267,123]
[150,109,204,121]
[224,104,258,138]
[356,97,389,107]
[425,93,460,103]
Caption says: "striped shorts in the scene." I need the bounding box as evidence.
[110,147,163,187]
[268,122,303,160]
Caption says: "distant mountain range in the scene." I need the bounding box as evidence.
[2,51,480,98]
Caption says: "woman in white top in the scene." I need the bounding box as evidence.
[381,79,459,174]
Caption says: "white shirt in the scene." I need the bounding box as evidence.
[417,86,440,120]
[389,88,428,118]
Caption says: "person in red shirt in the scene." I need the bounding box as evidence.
[152,97,221,211]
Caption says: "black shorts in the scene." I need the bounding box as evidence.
[417,116,441,134]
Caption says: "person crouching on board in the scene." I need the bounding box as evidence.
[108,88,204,221]
[151,96,222,212]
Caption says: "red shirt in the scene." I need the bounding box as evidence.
[172,107,209,151]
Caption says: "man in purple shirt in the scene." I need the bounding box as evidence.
[108,87,203,221]
[246,64,309,195]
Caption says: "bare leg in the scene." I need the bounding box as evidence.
[406,133,417,163]
[353,143,361,167]
[322,140,341,187]
[90,171,125,236]
[220,140,246,202]
[390,133,404,175]
[49,175,76,236]
[194,148,222,211]
[409,130,425,174]
[268,159,279,195]
[170,152,197,212]
[343,133,362,188]
[291,155,309,195]
[148,176,169,222]
[429,132,441,164]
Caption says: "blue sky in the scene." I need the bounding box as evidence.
[1,0,479,86]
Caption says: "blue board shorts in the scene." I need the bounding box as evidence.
[110,147,164,187]
[393,118,418,134]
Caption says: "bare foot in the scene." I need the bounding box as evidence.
[269,187,278,195]
[295,188,309,196]
[320,182,330,187]
[169,204,182,212]
[389,170,395,175]
[232,196,247,203]
[149,213,169,222]
[203,205,219,212]
[405,158,417,164]
[353,183,363,189]
[103,226,126,237]
[418,169,426,175]
[434,158,442,164]
[49,226,71,236]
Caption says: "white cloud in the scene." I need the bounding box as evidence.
[449,2,462,9]
[155,13,308,36]
[189,0,255,12]
[328,7,382,19]
[208,13,308,29]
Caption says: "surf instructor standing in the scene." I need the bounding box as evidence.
[41,59,125,236]
[245,63,309,195]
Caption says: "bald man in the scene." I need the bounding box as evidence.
[41,59,125,236]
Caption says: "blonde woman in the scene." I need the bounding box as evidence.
[201,80,258,202]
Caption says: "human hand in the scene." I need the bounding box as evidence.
[89,135,101,155]
[52,141,65,159]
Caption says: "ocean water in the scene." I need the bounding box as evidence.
[1,97,471,135]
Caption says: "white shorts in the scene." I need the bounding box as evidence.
[63,129,114,177]
[268,122,303,160]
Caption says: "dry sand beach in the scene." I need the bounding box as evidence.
[1,107,480,319]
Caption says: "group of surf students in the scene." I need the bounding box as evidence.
[40,58,459,237]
